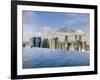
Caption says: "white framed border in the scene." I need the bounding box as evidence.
[17,5,95,75]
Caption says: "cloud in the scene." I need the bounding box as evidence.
[22,11,37,24]
[65,13,89,26]
[42,27,54,33]
[23,23,40,32]
[64,13,90,32]
[22,11,39,34]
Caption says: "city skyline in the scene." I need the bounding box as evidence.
[22,11,90,44]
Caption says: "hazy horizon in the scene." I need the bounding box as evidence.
[22,11,90,44]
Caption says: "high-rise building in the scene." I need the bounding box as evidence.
[29,37,41,48]
[28,30,89,52]
[41,38,49,48]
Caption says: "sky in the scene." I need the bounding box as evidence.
[22,10,90,43]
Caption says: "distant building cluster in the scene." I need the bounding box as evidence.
[23,34,90,52]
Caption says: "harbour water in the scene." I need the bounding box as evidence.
[22,47,90,69]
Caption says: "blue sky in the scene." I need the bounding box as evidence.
[22,11,90,42]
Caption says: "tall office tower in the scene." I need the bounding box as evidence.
[36,37,41,47]
[29,37,36,48]
[48,38,52,49]
[67,42,71,50]
[79,35,83,51]
[55,37,59,49]
[65,36,68,42]
[83,41,87,51]
[74,35,78,51]
[50,38,53,49]
[42,38,49,48]
[65,35,68,50]
[60,43,63,50]
[86,44,90,51]
[61,43,65,50]
[51,38,53,49]
[54,38,56,49]
[75,35,77,41]
[51,38,56,49]
[70,42,74,51]
[79,35,82,41]
[58,41,61,50]
[29,37,41,48]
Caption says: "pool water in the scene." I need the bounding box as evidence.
[22,48,89,69]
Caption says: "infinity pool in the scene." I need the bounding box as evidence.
[22,48,89,69]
